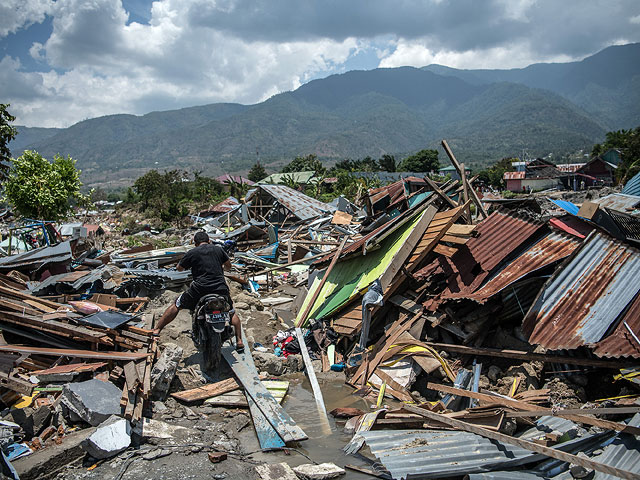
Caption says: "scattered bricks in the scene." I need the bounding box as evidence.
[208,451,227,463]
[40,426,56,442]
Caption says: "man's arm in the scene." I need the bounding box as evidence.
[177,264,185,272]
[223,259,232,271]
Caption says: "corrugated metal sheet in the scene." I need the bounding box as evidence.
[248,184,335,220]
[417,210,546,306]
[557,163,586,173]
[622,171,640,197]
[589,411,640,480]
[444,231,581,303]
[548,199,580,216]
[593,193,640,215]
[0,241,72,270]
[593,292,640,358]
[358,429,536,479]
[523,232,640,351]
[504,171,526,180]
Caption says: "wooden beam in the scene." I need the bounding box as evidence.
[506,406,640,417]
[427,383,640,436]
[0,344,149,360]
[441,140,488,219]
[404,404,640,480]
[423,342,634,368]
[295,327,329,422]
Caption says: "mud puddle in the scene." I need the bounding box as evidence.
[267,371,380,479]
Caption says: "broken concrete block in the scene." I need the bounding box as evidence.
[293,463,345,480]
[150,343,183,400]
[255,462,298,480]
[131,417,188,439]
[61,379,122,426]
[81,415,131,459]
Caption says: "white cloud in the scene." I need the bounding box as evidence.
[631,14,640,24]
[0,0,53,38]
[379,41,575,70]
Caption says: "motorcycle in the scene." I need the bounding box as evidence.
[191,294,233,371]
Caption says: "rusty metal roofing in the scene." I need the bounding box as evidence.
[417,210,546,305]
[523,232,640,351]
[209,197,240,213]
[445,231,581,303]
[593,293,640,358]
[248,184,336,220]
[504,171,525,180]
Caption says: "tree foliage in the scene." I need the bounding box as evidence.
[378,154,396,172]
[398,149,440,172]
[4,150,88,220]
[476,157,516,189]
[592,127,640,183]
[248,162,267,182]
[281,154,326,175]
[0,104,18,183]
[133,169,226,222]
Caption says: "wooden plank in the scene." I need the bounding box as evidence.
[222,340,307,443]
[0,344,149,360]
[0,285,63,309]
[172,377,244,403]
[423,342,634,368]
[434,243,458,257]
[427,383,640,436]
[379,207,437,290]
[22,299,56,313]
[404,404,640,480]
[441,140,488,218]
[332,211,353,225]
[295,327,328,420]
[447,224,476,236]
[295,236,349,328]
[389,295,423,316]
[440,234,469,245]
[123,361,141,391]
[372,368,413,403]
[506,406,640,417]
[0,311,113,345]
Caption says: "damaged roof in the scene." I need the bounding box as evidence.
[593,292,640,358]
[247,184,336,220]
[418,210,546,305]
[445,231,581,304]
[523,232,640,352]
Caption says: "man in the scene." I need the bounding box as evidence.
[153,231,244,352]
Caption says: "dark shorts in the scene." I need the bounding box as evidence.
[175,283,234,313]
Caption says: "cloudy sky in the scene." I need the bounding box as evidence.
[2,0,639,128]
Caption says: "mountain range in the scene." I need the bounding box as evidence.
[9,43,640,187]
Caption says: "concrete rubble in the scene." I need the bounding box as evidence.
[0,140,638,479]
[80,415,131,459]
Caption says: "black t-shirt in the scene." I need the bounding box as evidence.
[178,243,230,292]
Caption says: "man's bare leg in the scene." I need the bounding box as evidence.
[153,303,179,335]
[231,312,244,351]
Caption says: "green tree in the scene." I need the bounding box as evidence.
[398,149,439,172]
[281,154,326,175]
[0,104,18,183]
[476,157,516,189]
[4,150,88,220]
[378,154,396,172]
[592,127,640,183]
[248,161,267,182]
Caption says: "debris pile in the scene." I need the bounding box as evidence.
[0,139,638,479]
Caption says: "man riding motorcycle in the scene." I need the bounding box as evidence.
[153,231,244,352]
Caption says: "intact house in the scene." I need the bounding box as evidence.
[504,158,563,192]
